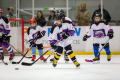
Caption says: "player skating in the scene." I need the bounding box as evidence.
[49,10,80,68]
[49,10,76,63]
[27,18,46,61]
[0,8,15,61]
[83,12,114,63]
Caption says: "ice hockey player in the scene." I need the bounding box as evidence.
[27,18,46,61]
[83,12,114,62]
[49,10,76,63]
[49,10,80,68]
[0,8,15,60]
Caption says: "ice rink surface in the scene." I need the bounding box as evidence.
[0,55,120,80]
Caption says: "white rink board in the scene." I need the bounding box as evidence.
[10,26,120,53]
[24,26,85,52]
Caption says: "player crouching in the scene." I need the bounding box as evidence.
[0,8,15,61]
[27,18,46,61]
[49,10,80,68]
[83,12,114,63]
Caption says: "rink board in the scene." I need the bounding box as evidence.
[29,52,120,55]
[19,26,120,55]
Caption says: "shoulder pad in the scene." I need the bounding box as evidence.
[65,17,72,21]
[50,24,57,34]
[63,20,72,24]
[2,16,9,24]
[99,21,107,25]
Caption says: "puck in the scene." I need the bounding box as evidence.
[15,68,19,70]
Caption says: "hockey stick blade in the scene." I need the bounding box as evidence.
[1,59,8,65]
[85,59,94,62]
[25,56,32,58]
[12,61,19,64]
[21,62,32,66]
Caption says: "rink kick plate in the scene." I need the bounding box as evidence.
[30,52,120,55]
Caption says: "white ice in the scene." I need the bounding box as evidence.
[0,55,120,80]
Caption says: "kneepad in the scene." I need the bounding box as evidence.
[64,45,73,55]
[101,43,109,48]
[56,46,63,54]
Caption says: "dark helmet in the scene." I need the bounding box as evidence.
[94,12,102,23]
[56,10,65,22]
[94,12,102,18]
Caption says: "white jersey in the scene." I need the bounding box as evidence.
[0,16,11,37]
[49,17,75,47]
[86,21,113,44]
[27,25,46,44]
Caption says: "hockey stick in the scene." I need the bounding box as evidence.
[1,58,8,65]
[4,40,32,58]
[85,38,110,62]
[21,38,63,66]
[43,47,58,62]
[12,39,38,64]
[12,45,33,64]
[0,54,8,65]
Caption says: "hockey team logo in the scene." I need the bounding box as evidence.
[95,31,105,38]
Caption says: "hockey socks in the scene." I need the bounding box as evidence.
[3,42,13,54]
[104,47,111,55]
[38,49,45,60]
[0,42,3,55]
[93,46,99,57]
[38,49,43,56]
[31,47,36,55]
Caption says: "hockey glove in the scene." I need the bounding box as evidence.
[29,40,36,47]
[108,32,114,39]
[62,32,70,39]
[2,34,8,40]
[50,42,56,49]
[83,35,87,41]
[37,31,44,39]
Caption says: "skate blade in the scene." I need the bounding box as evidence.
[39,60,44,63]
[9,57,15,62]
[76,67,80,69]
[93,61,100,64]
[50,61,54,63]
[65,61,69,63]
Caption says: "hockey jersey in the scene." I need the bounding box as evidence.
[86,21,113,44]
[27,25,46,44]
[0,16,11,37]
[49,17,75,47]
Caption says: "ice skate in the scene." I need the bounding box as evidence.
[73,60,80,69]
[50,58,54,63]
[9,53,15,61]
[93,56,100,64]
[31,55,36,61]
[107,55,111,61]
[53,59,58,67]
[64,55,69,63]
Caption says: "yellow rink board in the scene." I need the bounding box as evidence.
[30,52,120,55]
